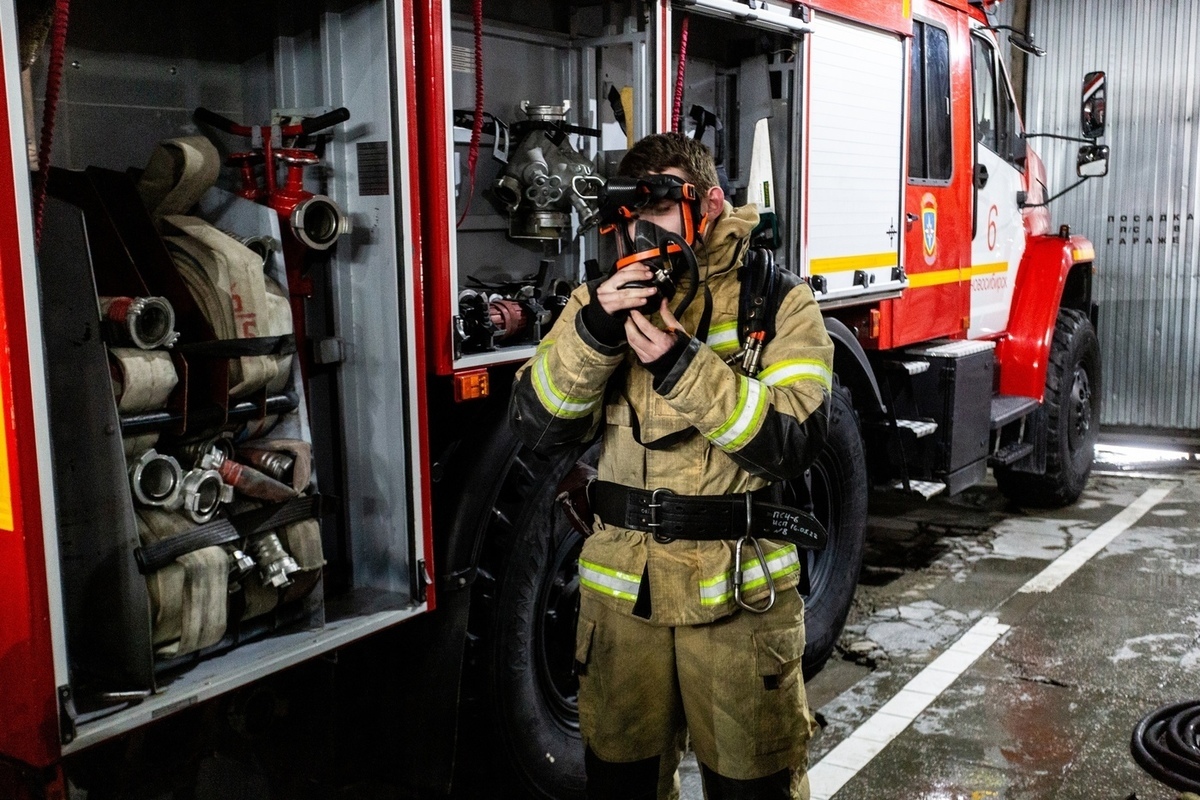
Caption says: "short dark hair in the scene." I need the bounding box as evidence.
[617,133,719,197]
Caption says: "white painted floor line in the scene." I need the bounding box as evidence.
[807,616,1010,800]
[807,481,1177,800]
[1019,482,1175,594]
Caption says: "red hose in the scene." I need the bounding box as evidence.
[457,0,484,227]
[671,13,690,134]
[32,0,71,248]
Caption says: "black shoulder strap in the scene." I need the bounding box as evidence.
[737,247,782,347]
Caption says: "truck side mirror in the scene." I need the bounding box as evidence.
[1077,144,1109,178]
[1082,71,1106,139]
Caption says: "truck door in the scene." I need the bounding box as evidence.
[898,11,971,347]
[968,29,1026,338]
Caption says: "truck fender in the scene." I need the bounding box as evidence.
[996,234,1095,399]
[823,317,885,417]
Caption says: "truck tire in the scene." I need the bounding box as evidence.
[462,423,590,800]
[995,308,1101,508]
[793,385,868,678]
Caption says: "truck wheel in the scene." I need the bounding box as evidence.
[462,422,590,800]
[996,308,1101,508]
[790,385,868,679]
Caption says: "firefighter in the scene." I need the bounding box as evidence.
[510,132,834,800]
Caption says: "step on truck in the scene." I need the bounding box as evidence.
[0,0,1107,797]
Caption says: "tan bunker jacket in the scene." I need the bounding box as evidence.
[511,203,834,626]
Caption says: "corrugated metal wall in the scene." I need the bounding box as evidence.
[1020,0,1200,431]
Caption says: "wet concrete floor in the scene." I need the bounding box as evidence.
[681,463,1200,800]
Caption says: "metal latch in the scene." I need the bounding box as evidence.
[58,685,77,745]
[314,337,345,365]
[416,559,431,603]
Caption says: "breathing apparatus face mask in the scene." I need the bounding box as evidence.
[599,174,706,316]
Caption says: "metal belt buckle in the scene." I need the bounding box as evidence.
[733,493,776,613]
[647,487,675,544]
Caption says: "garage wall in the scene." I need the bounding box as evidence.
[1022,0,1200,433]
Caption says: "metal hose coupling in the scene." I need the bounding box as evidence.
[214,459,299,503]
[220,229,278,269]
[100,296,180,350]
[290,196,351,251]
[226,547,257,592]
[237,449,296,485]
[178,467,234,524]
[178,435,236,470]
[249,532,301,589]
[129,449,184,508]
[199,447,298,503]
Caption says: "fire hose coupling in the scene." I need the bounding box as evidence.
[100,296,180,350]
[129,449,184,508]
[129,447,233,522]
[290,195,351,251]
[200,447,299,503]
[219,229,278,269]
[238,448,296,485]
[274,148,352,251]
[226,547,258,591]
[179,435,236,470]
[179,467,235,525]
[249,532,302,589]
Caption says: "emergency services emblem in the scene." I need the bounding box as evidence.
[921,194,938,264]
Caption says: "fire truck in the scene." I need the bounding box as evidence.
[0,0,1107,797]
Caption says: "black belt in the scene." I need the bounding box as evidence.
[592,481,827,550]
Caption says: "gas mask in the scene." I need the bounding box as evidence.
[599,174,707,316]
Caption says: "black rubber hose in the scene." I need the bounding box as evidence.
[1130,700,1200,792]
[299,107,351,135]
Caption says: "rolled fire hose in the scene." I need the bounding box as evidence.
[100,296,180,350]
[136,507,228,657]
[109,348,179,413]
[136,136,221,220]
[161,215,294,398]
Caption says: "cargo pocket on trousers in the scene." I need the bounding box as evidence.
[575,615,597,743]
[576,617,595,676]
[752,625,808,756]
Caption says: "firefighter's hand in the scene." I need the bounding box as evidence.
[626,300,685,364]
[594,266,660,316]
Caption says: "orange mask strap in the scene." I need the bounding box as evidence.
[615,242,684,270]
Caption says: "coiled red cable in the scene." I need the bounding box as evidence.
[33,0,71,248]
[457,0,484,227]
[671,13,690,134]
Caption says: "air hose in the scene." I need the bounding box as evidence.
[671,13,690,133]
[457,0,485,227]
[1130,700,1200,792]
[32,0,71,248]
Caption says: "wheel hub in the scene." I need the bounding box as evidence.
[1068,364,1093,452]
[535,527,583,726]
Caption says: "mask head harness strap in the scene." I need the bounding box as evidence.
[597,173,706,265]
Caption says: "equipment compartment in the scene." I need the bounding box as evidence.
[27,0,428,750]
[444,1,655,369]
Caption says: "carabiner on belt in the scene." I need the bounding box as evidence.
[732,493,776,613]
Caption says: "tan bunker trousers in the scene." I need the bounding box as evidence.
[577,587,817,799]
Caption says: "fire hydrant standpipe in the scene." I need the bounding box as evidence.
[191,106,351,385]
